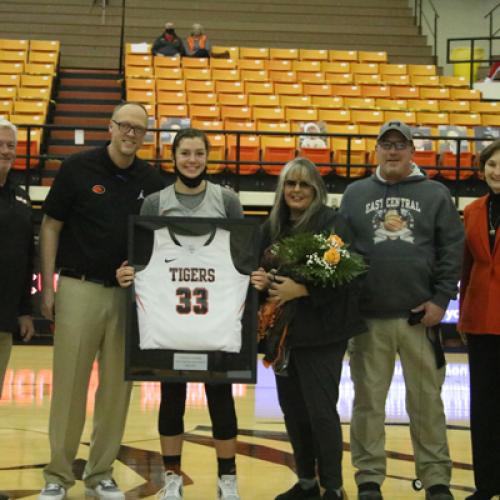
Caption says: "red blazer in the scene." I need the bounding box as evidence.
[458,195,500,334]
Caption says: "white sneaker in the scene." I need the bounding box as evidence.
[85,479,125,499]
[157,472,183,500]
[217,475,240,500]
[38,483,66,500]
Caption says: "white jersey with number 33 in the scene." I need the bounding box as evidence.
[134,227,249,352]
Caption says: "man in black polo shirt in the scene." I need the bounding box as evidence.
[38,102,164,500]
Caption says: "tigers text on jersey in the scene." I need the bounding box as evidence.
[134,227,249,352]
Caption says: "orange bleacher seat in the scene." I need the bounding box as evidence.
[269,70,297,83]
[21,74,53,90]
[125,54,152,67]
[126,78,155,92]
[136,117,158,161]
[481,114,500,126]
[380,64,408,76]
[125,42,151,55]
[358,123,380,153]
[183,68,211,81]
[416,112,449,126]
[408,64,437,76]
[351,110,384,124]
[13,127,41,169]
[240,70,268,82]
[471,101,500,113]
[0,63,23,75]
[375,98,407,110]
[156,79,184,92]
[218,93,248,106]
[344,97,376,109]
[438,100,470,113]
[30,40,60,53]
[450,88,481,100]
[157,104,188,119]
[126,66,154,79]
[0,87,16,100]
[227,134,261,174]
[410,75,440,86]
[302,83,332,96]
[440,152,474,180]
[360,85,390,98]
[330,84,361,97]
[322,61,351,73]
[244,81,273,94]
[187,91,217,105]
[257,122,290,133]
[280,95,312,108]
[206,134,226,173]
[253,106,285,122]
[153,55,181,69]
[449,113,481,126]
[384,110,417,124]
[270,48,299,60]
[155,67,182,79]
[249,94,279,107]
[0,51,27,63]
[215,80,244,93]
[212,69,240,81]
[24,63,55,75]
[212,46,239,59]
[439,75,468,87]
[142,103,155,117]
[325,73,353,85]
[221,105,252,121]
[224,119,256,131]
[286,107,318,123]
[238,59,265,70]
[157,91,187,104]
[420,87,450,100]
[407,99,440,112]
[190,119,223,131]
[318,108,351,123]
[299,49,328,61]
[18,87,51,100]
[266,59,293,71]
[297,72,325,84]
[127,89,155,105]
[382,74,411,86]
[189,104,220,120]
[390,86,419,99]
[413,150,439,177]
[351,62,379,74]
[299,146,331,174]
[0,100,13,114]
[331,136,367,177]
[354,74,382,85]
[0,39,28,51]
[292,60,322,72]
[0,74,20,87]
[261,135,296,175]
[274,82,303,95]
[329,50,358,61]
[181,57,209,68]
[358,51,388,63]
[312,96,344,109]
[10,113,44,126]
[240,47,269,59]
[187,80,215,92]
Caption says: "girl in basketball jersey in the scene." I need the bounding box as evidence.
[251,158,366,500]
[117,128,243,500]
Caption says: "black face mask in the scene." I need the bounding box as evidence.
[165,28,175,35]
[174,164,206,188]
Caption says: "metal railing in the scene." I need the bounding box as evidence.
[414,0,439,60]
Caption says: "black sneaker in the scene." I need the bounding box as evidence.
[425,484,454,500]
[275,482,321,500]
[323,490,343,499]
[358,482,383,500]
[465,491,494,500]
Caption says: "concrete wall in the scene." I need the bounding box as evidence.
[411,0,500,76]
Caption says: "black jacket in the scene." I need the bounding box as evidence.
[260,205,367,348]
[0,178,34,333]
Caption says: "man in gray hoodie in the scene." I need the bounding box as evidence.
[339,121,464,500]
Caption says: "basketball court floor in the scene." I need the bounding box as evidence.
[0,346,478,499]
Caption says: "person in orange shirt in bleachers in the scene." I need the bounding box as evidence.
[184,23,212,58]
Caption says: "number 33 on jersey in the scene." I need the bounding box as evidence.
[134,227,250,352]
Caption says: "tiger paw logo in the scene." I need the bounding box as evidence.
[92,184,106,195]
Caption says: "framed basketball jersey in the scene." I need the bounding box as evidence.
[125,216,260,383]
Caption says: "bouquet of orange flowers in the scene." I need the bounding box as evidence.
[268,232,367,287]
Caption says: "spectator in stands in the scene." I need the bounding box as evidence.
[459,139,500,500]
[38,102,164,500]
[251,157,366,500]
[339,121,464,500]
[184,23,211,58]
[0,118,35,399]
[299,122,328,149]
[152,22,186,57]
[116,128,244,500]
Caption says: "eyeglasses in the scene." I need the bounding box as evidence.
[112,120,146,137]
[378,141,410,151]
[284,179,312,189]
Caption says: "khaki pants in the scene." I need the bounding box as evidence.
[43,277,132,489]
[349,318,452,489]
[0,331,13,398]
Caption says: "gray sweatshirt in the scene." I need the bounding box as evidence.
[339,169,464,318]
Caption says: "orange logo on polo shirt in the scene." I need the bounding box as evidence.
[92,184,106,195]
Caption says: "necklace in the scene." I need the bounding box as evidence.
[488,199,500,236]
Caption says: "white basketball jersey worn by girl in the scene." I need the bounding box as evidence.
[134,227,249,352]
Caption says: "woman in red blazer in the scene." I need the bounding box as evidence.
[459,139,500,500]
